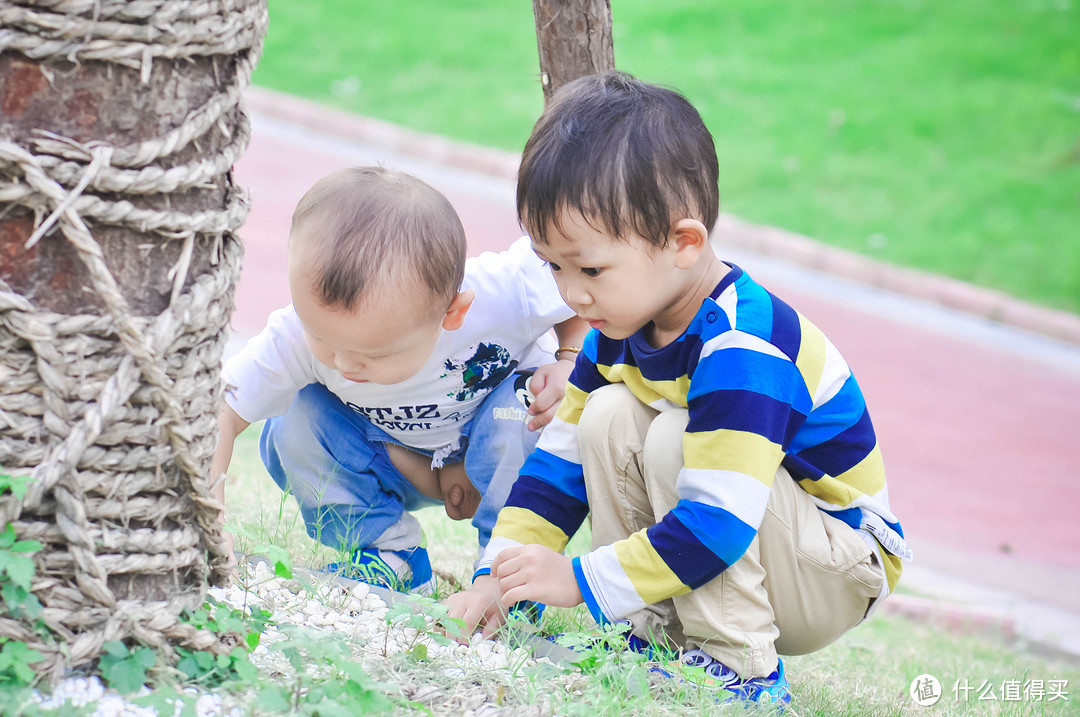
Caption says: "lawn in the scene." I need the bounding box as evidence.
[223,427,1080,716]
[252,0,1080,314]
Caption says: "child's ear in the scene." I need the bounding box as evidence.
[671,219,711,270]
[442,289,475,331]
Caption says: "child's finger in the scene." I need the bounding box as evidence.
[491,546,521,574]
[499,583,533,608]
[527,401,558,430]
[528,372,548,396]
[480,614,504,640]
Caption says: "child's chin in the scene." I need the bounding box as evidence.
[599,326,633,340]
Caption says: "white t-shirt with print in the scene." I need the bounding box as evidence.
[222,236,573,453]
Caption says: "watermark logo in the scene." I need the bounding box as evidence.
[910,674,942,707]
[908,675,1070,706]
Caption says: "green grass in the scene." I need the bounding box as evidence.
[225,426,1080,715]
[252,0,1080,314]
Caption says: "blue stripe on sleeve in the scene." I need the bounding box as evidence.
[824,508,904,541]
[787,374,866,453]
[791,406,878,476]
[667,500,758,568]
[572,556,607,625]
[569,354,609,395]
[826,506,863,530]
[690,349,811,413]
[519,449,588,503]
[782,453,826,482]
[768,294,803,362]
[649,512,733,588]
[505,474,589,537]
[687,389,806,447]
[733,275,773,339]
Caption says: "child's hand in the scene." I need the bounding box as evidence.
[443,575,507,642]
[525,359,575,431]
[491,544,583,609]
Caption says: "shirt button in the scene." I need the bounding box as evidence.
[706,312,718,323]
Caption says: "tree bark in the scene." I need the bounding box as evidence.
[0,53,234,316]
[532,0,615,103]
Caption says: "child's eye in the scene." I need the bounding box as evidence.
[546,261,562,272]
[582,267,601,277]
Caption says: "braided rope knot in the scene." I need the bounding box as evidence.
[0,0,266,683]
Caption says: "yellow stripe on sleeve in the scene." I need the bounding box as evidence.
[491,506,569,551]
[795,314,826,399]
[683,429,784,484]
[797,445,886,508]
[554,382,589,425]
[597,364,691,407]
[834,444,887,497]
[796,476,860,507]
[881,551,904,593]
[613,531,691,605]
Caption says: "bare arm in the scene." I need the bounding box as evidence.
[526,315,591,430]
[210,403,250,507]
[552,314,591,358]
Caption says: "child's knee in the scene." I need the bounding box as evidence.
[578,384,641,442]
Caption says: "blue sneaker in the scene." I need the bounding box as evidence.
[326,546,436,595]
[654,648,792,706]
[508,600,546,625]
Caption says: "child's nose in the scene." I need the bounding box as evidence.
[567,285,592,307]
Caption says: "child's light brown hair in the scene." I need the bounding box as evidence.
[291,166,467,315]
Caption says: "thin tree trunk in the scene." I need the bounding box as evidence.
[532,0,615,103]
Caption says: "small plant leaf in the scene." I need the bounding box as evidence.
[256,685,292,712]
[100,644,156,694]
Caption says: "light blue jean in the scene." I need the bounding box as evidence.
[260,373,538,557]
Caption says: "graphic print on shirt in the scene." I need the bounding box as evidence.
[345,402,441,432]
[443,343,516,401]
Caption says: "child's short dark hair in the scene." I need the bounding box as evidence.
[517,71,719,248]
[291,166,466,314]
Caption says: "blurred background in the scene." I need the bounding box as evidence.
[251,0,1080,315]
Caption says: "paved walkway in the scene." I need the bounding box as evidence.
[230,89,1080,661]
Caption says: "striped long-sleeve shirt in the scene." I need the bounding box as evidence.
[480,265,909,624]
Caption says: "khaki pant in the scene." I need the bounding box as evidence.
[579,384,883,678]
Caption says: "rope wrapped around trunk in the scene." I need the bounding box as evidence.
[0,0,267,683]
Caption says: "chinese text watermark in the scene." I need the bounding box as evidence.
[909,675,1070,706]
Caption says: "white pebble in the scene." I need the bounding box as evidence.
[96,693,127,716]
[253,561,273,582]
[473,641,494,662]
